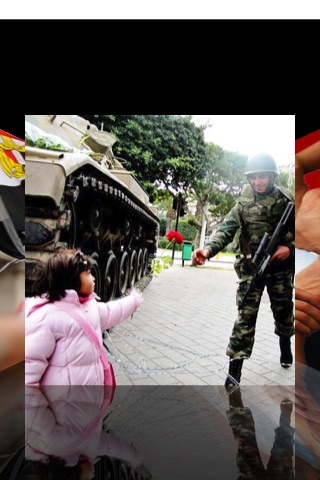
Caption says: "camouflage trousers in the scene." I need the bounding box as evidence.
[227,266,294,359]
[227,402,294,479]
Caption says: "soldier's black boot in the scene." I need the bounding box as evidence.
[225,358,244,390]
[279,336,293,368]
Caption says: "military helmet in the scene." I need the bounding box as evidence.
[245,153,278,176]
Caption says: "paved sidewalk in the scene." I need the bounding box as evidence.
[107,261,295,386]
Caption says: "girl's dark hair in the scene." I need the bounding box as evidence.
[18,457,81,480]
[31,249,93,302]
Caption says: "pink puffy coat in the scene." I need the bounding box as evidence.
[25,289,142,386]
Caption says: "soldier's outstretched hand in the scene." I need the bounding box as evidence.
[192,248,210,265]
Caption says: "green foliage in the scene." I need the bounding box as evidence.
[191,144,248,223]
[276,171,294,194]
[158,238,169,248]
[158,238,183,251]
[151,255,173,276]
[208,191,237,219]
[170,219,197,242]
[79,115,208,201]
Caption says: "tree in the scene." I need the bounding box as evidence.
[154,190,176,235]
[276,170,294,194]
[79,116,293,250]
[188,143,247,248]
[79,115,208,202]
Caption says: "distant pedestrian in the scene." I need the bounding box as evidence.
[192,154,295,388]
[25,249,142,386]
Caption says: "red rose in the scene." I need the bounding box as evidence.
[166,230,184,244]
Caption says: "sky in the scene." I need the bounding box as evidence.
[191,115,295,167]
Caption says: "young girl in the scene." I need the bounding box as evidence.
[25,250,142,386]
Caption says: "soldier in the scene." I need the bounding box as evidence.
[192,154,295,388]
[227,388,294,480]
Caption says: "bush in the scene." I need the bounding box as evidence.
[157,238,182,251]
[158,238,168,249]
[170,219,197,242]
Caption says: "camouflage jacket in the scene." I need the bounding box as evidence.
[204,184,295,260]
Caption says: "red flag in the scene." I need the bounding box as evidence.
[0,129,25,259]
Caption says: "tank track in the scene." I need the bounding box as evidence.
[25,168,159,301]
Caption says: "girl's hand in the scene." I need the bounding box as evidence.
[129,287,143,309]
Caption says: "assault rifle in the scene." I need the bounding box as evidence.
[238,201,294,309]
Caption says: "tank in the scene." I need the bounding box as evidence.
[25,115,160,301]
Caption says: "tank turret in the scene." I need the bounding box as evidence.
[25,115,159,301]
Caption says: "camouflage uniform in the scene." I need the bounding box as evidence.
[204,183,294,359]
[227,393,294,479]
